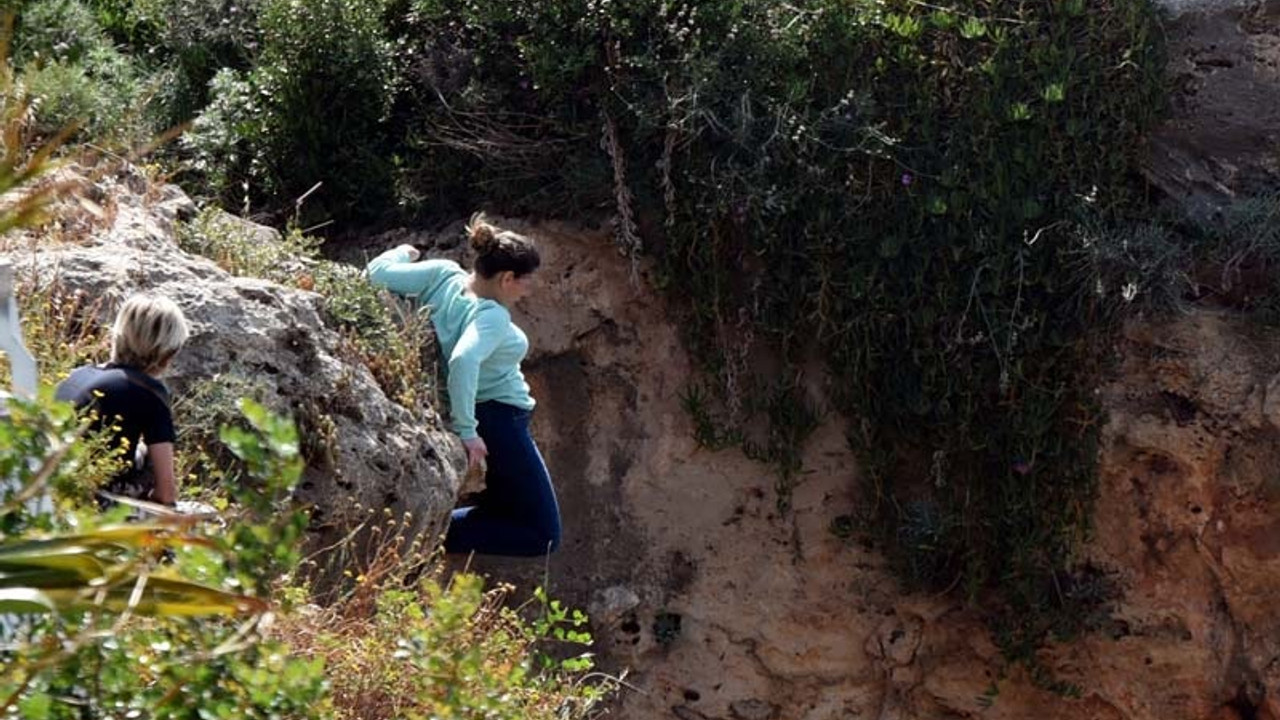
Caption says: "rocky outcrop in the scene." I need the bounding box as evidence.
[1068,311,1280,720]
[1143,0,1280,218]
[3,165,464,557]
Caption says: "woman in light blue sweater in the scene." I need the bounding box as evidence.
[366,215,561,556]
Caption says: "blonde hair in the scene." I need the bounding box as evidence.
[466,213,540,278]
[110,294,189,372]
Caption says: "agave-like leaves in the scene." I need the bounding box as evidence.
[0,524,265,616]
[0,587,54,613]
[36,576,264,616]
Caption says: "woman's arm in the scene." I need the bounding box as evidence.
[446,306,508,441]
[365,244,439,298]
[147,442,177,506]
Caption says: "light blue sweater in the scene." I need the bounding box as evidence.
[366,247,534,439]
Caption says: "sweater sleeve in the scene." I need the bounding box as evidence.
[142,400,177,445]
[447,304,509,439]
[365,248,449,299]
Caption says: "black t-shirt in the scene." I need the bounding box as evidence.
[55,364,175,466]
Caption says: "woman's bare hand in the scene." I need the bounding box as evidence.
[397,243,421,261]
[461,436,488,471]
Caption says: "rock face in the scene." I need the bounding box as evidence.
[1070,311,1280,720]
[345,211,1280,720]
[1154,0,1262,17]
[341,221,907,719]
[1142,0,1280,217]
[3,165,464,559]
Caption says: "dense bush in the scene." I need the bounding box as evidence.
[13,0,108,64]
[180,68,261,208]
[12,0,153,142]
[179,0,398,222]
[89,0,259,126]
[12,0,266,144]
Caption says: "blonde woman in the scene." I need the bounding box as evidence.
[367,214,561,556]
[56,294,189,507]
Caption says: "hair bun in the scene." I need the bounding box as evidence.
[467,213,499,255]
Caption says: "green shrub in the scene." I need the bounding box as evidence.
[277,549,608,720]
[13,0,157,143]
[177,206,321,281]
[146,0,262,142]
[13,0,108,65]
[1072,211,1189,316]
[172,372,271,502]
[11,0,264,151]
[83,0,166,54]
[311,261,441,416]
[189,0,399,223]
[0,395,330,719]
[1077,193,1280,321]
[19,54,148,144]
[179,68,260,203]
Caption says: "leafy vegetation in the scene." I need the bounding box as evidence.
[277,542,604,720]
[0,384,605,718]
[0,394,332,719]
[9,0,156,146]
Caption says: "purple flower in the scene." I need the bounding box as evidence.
[901,173,914,187]
[1011,458,1032,476]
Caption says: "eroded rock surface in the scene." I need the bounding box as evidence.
[1143,0,1280,217]
[1068,311,1280,720]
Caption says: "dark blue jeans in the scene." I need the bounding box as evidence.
[443,401,562,557]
